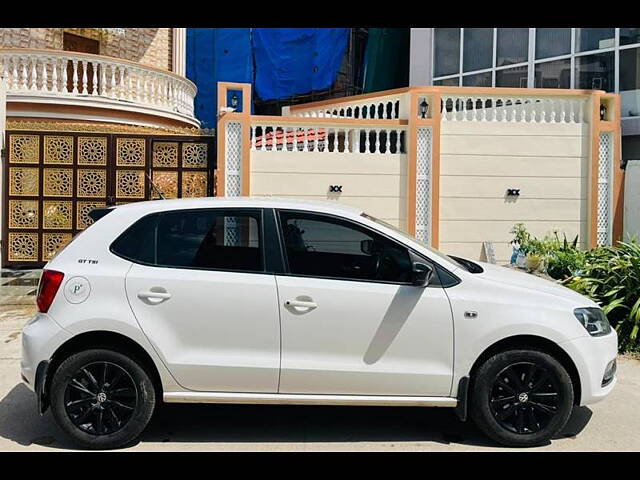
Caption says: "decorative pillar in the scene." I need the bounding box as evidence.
[172,28,187,77]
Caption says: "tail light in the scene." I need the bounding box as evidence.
[36,270,65,313]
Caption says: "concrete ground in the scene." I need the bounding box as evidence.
[1,304,639,451]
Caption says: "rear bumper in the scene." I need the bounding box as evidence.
[560,330,618,406]
[21,313,71,393]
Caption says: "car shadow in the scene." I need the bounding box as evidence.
[0,382,595,450]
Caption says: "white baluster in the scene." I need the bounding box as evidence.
[80,60,87,94]
[364,128,370,152]
[41,57,48,92]
[384,129,390,153]
[29,57,37,91]
[20,57,28,91]
[395,129,401,153]
[260,126,266,151]
[250,126,256,151]
[51,58,58,93]
[353,128,360,153]
[302,127,309,152]
[71,59,78,94]
[292,127,298,152]
[344,128,350,153]
[374,129,380,153]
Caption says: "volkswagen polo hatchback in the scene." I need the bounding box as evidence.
[21,197,618,449]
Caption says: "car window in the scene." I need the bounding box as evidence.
[110,213,157,264]
[156,210,262,272]
[278,211,411,283]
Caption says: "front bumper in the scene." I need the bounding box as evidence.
[21,312,71,393]
[560,329,618,406]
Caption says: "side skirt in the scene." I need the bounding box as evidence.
[164,391,458,407]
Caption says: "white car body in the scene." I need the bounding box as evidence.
[21,197,617,412]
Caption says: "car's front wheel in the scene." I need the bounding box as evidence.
[470,349,574,447]
[49,348,156,450]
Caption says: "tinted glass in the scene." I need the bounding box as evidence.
[434,77,459,86]
[156,210,262,271]
[110,213,157,264]
[620,28,640,46]
[496,66,528,87]
[434,28,460,77]
[279,212,411,283]
[620,47,640,117]
[535,28,571,59]
[534,59,571,88]
[497,28,529,66]
[575,28,614,52]
[463,71,492,87]
[575,52,614,91]
[463,28,493,72]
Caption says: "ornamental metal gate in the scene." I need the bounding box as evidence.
[3,131,215,267]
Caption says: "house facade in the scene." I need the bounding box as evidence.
[0,28,214,267]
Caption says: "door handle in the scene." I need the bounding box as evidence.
[137,289,172,304]
[284,299,318,309]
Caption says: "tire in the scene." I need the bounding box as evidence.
[50,348,156,450]
[470,349,574,447]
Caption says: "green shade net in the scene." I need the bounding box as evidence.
[363,28,410,93]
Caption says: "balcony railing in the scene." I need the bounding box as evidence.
[0,48,197,123]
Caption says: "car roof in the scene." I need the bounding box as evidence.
[112,196,364,218]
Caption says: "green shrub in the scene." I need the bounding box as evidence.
[565,241,640,353]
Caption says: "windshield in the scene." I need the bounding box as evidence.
[360,212,465,270]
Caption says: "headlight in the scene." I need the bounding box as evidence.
[574,307,611,336]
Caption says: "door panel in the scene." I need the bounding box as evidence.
[276,275,454,396]
[126,264,281,392]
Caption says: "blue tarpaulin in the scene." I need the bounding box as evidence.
[186,28,253,129]
[251,28,349,101]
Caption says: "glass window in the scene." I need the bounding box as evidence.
[620,28,640,46]
[463,28,493,72]
[575,28,614,52]
[534,59,571,88]
[535,28,571,59]
[496,66,529,87]
[434,77,459,86]
[497,28,529,66]
[434,28,460,77]
[463,71,492,87]
[156,209,262,271]
[575,51,614,91]
[620,48,640,117]
[110,214,158,264]
[279,212,412,283]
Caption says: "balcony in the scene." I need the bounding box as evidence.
[0,48,199,128]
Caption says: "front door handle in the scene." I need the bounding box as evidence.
[138,288,172,304]
[285,299,318,309]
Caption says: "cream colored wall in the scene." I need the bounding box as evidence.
[0,28,173,71]
[439,121,591,263]
[250,151,408,230]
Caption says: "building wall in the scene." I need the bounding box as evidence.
[439,121,591,262]
[250,151,408,230]
[0,28,173,71]
[624,159,640,241]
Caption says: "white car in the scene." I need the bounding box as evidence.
[21,197,617,449]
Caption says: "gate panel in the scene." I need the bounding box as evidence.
[3,130,215,268]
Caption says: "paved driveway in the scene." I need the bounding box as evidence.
[1,305,638,451]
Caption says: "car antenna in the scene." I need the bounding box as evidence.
[145,172,166,200]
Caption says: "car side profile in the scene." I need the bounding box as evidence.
[21,197,618,449]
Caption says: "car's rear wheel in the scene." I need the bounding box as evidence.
[50,349,156,450]
[470,349,574,447]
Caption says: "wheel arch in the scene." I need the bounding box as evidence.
[44,330,164,402]
[468,335,582,405]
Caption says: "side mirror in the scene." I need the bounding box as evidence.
[360,239,374,255]
[412,262,433,287]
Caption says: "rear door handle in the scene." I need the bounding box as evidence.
[285,300,318,309]
[138,289,172,304]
